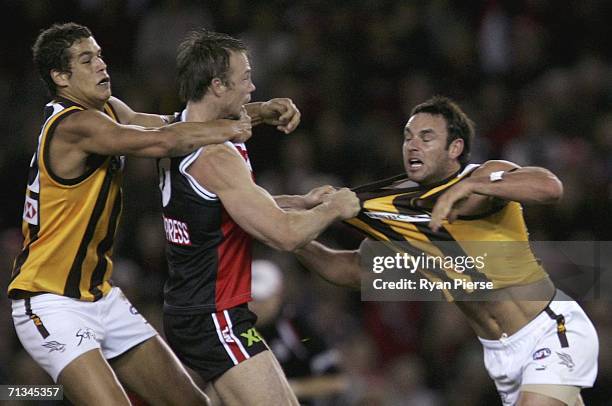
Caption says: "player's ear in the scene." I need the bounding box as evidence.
[50,69,71,88]
[448,138,464,160]
[210,78,226,96]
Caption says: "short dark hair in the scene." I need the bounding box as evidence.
[32,22,93,96]
[410,96,475,165]
[176,29,247,103]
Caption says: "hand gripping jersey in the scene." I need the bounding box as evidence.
[159,111,252,315]
[9,98,124,301]
[346,164,548,300]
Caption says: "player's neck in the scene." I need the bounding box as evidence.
[420,161,462,187]
[185,98,221,122]
[56,91,105,111]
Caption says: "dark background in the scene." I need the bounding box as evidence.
[1,1,610,404]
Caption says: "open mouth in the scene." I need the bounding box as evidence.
[408,158,424,169]
[97,77,110,86]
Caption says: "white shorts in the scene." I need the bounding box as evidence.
[479,290,598,405]
[12,287,157,382]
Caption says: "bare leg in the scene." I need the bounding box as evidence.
[518,385,582,406]
[213,351,298,406]
[58,348,130,406]
[110,336,210,406]
[204,383,223,406]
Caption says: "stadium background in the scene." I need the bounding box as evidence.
[0,1,610,404]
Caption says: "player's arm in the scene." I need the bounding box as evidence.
[108,96,174,127]
[245,98,301,134]
[58,108,251,158]
[189,145,359,251]
[274,185,336,210]
[429,160,563,231]
[295,240,365,289]
[464,160,563,204]
[111,95,299,134]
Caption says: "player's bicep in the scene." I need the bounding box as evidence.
[472,160,521,177]
[61,110,168,157]
[465,161,520,207]
[187,146,287,245]
[109,96,169,127]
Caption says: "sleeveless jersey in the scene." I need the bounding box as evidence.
[9,98,124,301]
[159,111,252,315]
[347,164,548,299]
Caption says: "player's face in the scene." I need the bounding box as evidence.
[60,37,111,108]
[223,51,255,118]
[403,113,460,185]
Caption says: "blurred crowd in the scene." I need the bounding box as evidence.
[1,1,610,404]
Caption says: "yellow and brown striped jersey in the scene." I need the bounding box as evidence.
[8,98,124,301]
[347,164,548,299]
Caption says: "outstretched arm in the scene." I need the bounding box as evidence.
[245,98,301,134]
[188,144,359,251]
[295,240,364,289]
[58,108,252,158]
[429,160,564,231]
[109,96,174,127]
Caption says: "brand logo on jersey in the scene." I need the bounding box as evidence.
[533,348,551,360]
[556,352,575,370]
[75,328,96,346]
[23,196,38,225]
[365,211,431,223]
[163,216,191,246]
[42,341,66,353]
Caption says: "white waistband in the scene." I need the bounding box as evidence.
[478,290,576,350]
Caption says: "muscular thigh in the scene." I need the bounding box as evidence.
[519,385,581,406]
[213,351,298,406]
[58,348,130,406]
[110,336,209,406]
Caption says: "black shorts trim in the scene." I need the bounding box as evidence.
[163,304,268,382]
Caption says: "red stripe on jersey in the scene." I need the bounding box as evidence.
[214,207,253,311]
[215,310,248,363]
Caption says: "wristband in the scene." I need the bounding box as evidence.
[489,171,504,182]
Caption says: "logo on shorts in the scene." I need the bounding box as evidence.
[221,326,236,343]
[556,352,575,371]
[240,328,263,347]
[42,341,66,353]
[76,328,96,346]
[533,348,551,360]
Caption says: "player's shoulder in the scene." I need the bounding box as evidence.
[56,107,109,131]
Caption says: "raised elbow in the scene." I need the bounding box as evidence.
[274,235,303,252]
[543,172,564,204]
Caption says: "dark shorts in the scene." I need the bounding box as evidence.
[163,304,268,382]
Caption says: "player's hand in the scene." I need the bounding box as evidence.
[303,185,336,208]
[260,98,301,134]
[429,181,473,232]
[225,108,252,143]
[325,188,361,219]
